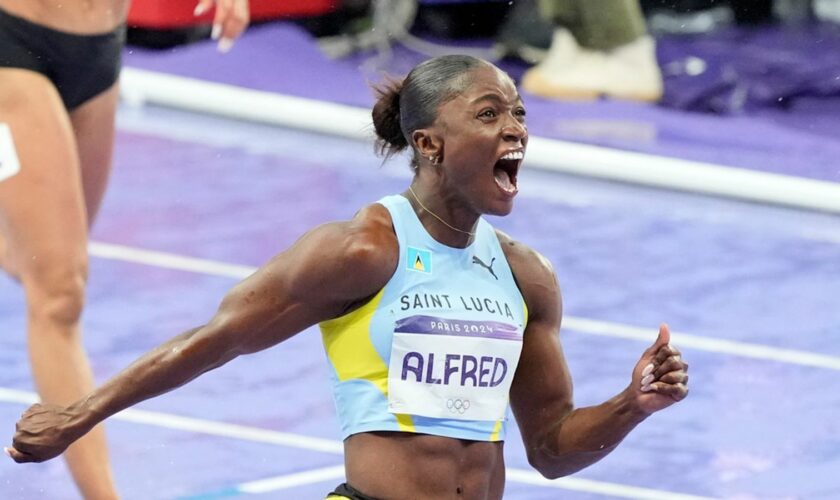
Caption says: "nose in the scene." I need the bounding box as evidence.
[501,117,527,143]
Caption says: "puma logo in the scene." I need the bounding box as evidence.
[472,256,498,280]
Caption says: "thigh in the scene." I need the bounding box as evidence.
[70,81,119,226]
[0,68,87,280]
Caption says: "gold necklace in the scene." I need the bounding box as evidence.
[408,186,476,237]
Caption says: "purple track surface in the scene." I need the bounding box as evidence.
[2,19,840,500]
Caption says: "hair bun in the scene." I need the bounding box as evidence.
[372,78,409,158]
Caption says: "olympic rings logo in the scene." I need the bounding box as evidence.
[446,398,471,414]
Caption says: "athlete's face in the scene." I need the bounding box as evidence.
[432,65,527,217]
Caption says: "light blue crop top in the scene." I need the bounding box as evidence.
[319,195,527,442]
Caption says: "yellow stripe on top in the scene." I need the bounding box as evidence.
[320,289,415,432]
[489,419,504,442]
[523,300,529,327]
[321,289,388,393]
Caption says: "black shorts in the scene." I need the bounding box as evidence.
[326,483,381,500]
[0,5,125,111]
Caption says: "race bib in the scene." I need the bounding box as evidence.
[388,315,523,421]
[0,123,21,183]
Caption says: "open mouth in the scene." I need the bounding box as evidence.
[493,150,523,195]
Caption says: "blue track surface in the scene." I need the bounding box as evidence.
[1,105,839,499]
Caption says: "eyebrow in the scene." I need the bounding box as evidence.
[471,93,524,106]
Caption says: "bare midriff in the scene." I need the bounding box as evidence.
[0,0,127,34]
[344,431,507,500]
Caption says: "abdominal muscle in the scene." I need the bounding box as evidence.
[344,431,506,500]
[0,0,127,33]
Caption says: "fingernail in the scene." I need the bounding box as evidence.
[642,363,654,377]
[641,384,652,392]
[641,374,654,386]
[211,24,222,40]
[193,4,207,16]
[3,447,10,457]
[217,38,234,53]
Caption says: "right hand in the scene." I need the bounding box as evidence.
[5,403,83,463]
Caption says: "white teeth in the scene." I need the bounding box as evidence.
[500,151,524,161]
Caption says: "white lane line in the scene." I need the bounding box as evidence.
[89,240,840,371]
[0,387,342,454]
[506,469,716,500]
[0,388,716,499]
[0,388,36,406]
[89,242,255,279]
[116,407,344,455]
[563,317,840,371]
[236,465,346,494]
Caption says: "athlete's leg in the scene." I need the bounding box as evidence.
[0,68,118,500]
[0,230,16,279]
[70,82,119,226]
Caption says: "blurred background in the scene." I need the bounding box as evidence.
[1,1,839,499]
[121,0,840,202]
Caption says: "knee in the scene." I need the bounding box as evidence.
[22,254,88,327]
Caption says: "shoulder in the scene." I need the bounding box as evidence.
[495,229,562,322]
[318,202,398,280]
[495,229,556,287]
[349,202,398,263]
[269,202,398,316]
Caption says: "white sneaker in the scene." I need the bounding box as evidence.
[535,29,580,67]
[522,33,664,102]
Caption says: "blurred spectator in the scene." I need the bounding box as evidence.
[644,0,826,34]
[520,0,663,102]
[816,0,840,21]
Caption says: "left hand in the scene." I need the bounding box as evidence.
[630,323,689,415]
[194,0,250,53]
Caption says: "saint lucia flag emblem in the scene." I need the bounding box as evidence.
[407,247,432,274]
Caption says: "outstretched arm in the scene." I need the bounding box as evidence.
[6,205,397,463]
[502,234,689,478]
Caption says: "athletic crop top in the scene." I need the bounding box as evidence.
[319,195,528,442]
